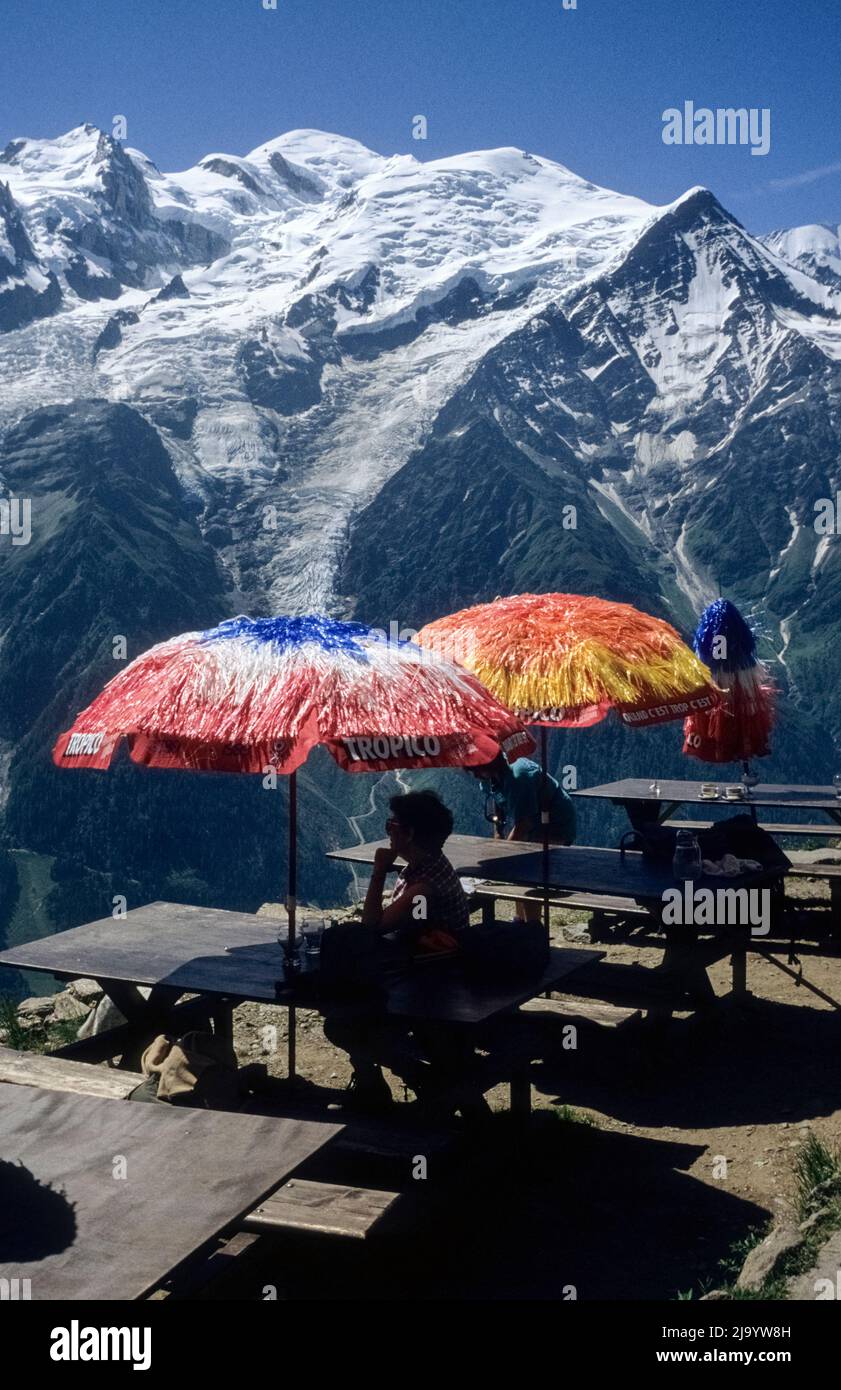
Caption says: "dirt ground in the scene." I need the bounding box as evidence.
[212,882,841,1300]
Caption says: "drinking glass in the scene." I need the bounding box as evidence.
[834,774,841,801]
[301,918,328,967]
[673,831,703,882]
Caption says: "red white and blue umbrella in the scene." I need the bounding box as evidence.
[53,615,532,773]
[53,615,534,1075]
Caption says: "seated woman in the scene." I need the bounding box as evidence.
[323,790,475,1113]
[362,789,469,954]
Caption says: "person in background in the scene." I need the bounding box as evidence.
[469,753,576,921]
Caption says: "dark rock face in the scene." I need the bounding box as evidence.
[200,157,265,196]
[0,182,35,270]
[0,401,305,921]
[237,336,325,414]
[65,254,123,302]
[141,396,198,439]
[340,276,489,360]
[0,400,226,742]
[268,151,324,201]
[338,415,665,629]
[0,271,62,332]
[154,274,189,302]
[237,293,345,414]
[0,182,63,331]
[51,134,230,291]
[92,309,140,359]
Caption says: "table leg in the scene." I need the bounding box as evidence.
[92,980,190,1069]
[288,1004,296,1080]
[510,1065,531,1123]
[831,879,841,940]
[731,944,748,996]
[659,929,718,1012]
[211,1000,234,1043]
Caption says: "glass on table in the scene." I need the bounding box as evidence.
[301,917,329,965]
[834,774,841,801]
[276,923,301,975]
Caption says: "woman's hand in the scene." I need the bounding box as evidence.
[361,846,398,928]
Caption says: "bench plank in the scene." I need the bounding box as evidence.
[520,996,642,1028]
[243,1178,398,1240]
[664,819,840,839]
[471,884,648,916]
[788,858,841,877]
[0,1044,143,1098]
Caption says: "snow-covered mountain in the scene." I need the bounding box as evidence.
[1,124,839,927]
[762,222,841,291]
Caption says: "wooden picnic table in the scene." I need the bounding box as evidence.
[0,1081,339,1300]
[0,902,601,1113]
[573,777,841,826]
[328,835,784,1008]
[327,832,779,905]
[0,903,293,1063]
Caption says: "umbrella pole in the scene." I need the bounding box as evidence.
[288,768,297,1080]
[540,726,550,939]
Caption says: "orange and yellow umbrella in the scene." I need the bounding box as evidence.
[417,593,718,729]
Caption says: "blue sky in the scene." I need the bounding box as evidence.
[1,0,839,232]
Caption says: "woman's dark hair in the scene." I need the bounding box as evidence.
[389,790,454,850]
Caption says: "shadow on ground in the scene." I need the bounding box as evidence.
[533,994,841,1130]
[197,1112,766,1300]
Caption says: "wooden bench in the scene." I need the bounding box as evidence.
[1,1044,402,1255]
[470,882,649,933]
[243,1178,398,1240]
[0,1043,144,1097]
[664,819,840,840]
[519,995,642,1029]
[787,856,841,927]
[154,1179,402,1296]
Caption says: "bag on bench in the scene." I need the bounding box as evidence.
[318,922,410,1002]
[461,920,550,982]
[621,814,791,875]
[129,1030,240,1109]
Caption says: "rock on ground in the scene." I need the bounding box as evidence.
[787,1230,841,1300]
[736,1223,802,1291]
[17,996,54,1017]
[68,978,104,1003]
[50,990,91,1023]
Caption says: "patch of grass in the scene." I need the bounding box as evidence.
[0,995,85,1055]
[552,1103,597,1127]
[794,1134,841,1217]
[0,994,28,1049]
[716,1224,770,1282]
[679,1137,841,1301]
